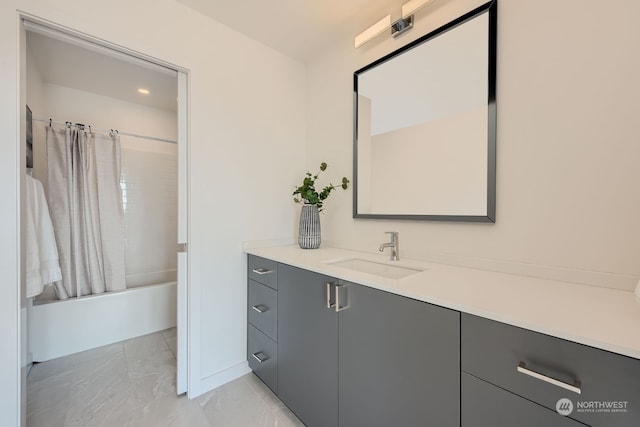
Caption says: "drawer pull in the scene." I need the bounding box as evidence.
[252,352,269,364]
[517,362,581,395]
[252,267,273,275]
[251,304,268,313]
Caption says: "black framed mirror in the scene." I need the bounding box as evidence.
[353,1,497,222]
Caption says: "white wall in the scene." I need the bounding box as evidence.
[307,0,640,290]
[119,135,179,288]
[41,84,177,138]
[1,0,306,424]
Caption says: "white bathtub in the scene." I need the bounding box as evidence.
[30,282,176,362]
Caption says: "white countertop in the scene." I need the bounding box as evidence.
[245,244,640,360]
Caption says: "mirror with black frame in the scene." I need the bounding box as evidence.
[353,1,496,222]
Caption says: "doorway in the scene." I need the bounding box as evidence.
[19,15,190,406]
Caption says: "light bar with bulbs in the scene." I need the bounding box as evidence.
[402,0,436,18]
[355,0,436,48]
[354,15,392,48]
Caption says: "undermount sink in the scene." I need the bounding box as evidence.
[327,258,425,279]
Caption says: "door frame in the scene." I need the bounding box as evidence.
[17,11,192,402]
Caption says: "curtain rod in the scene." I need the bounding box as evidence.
[33,117,177,145]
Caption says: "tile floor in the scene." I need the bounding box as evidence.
[27,328,304,427]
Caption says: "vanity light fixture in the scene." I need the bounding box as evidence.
[391,15,414,38]
[354,15,391,48]
[355,0,436,48]
[137,88,150,95]
[402,0,436,18]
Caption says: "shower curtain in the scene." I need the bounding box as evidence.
[46,125,126,299]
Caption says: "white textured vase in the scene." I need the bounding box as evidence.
[298,205,321,249]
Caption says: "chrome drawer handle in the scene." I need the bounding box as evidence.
[251,304,268,314]
[252,268,272,275]
[517,362,581,394]
[252,352,269,364]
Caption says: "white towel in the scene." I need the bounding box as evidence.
[25,174,62,297]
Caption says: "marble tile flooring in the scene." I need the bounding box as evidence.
[27,329,304,427]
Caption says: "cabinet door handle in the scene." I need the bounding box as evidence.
[326,282,336,309]
[251,304,267,313]
[252,352,269,363]
[252,267,272,275]
[335,284,348,312]
[517,362,581,394]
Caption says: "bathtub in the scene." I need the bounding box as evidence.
[30,281,176,362]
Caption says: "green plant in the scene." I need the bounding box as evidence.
[293,162,349,212]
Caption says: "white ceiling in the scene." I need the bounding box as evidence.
[25,0,411,112]
[26,31,178,112]
[175,0,408,61]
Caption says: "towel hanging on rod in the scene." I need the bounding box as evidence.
[25,174,62,298]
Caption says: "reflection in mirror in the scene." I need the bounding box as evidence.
[354,1,496,222]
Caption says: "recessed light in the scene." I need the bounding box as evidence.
[137,88,150,95]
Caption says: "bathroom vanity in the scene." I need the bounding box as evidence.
[246,247,640,427]
[245,1,639,425]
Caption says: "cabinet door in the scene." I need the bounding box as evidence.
[277,264,338,427]
[462,373,584,427]
[338,282,460,427]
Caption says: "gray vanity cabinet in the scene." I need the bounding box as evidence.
[250,255,640,427]
[276,261,460,427]
[277,263,339,427]
[338,282,460,427]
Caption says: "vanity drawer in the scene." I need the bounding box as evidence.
[462,372,583,427]
[248,279,277,341]
[248,324,278,393]
[248,255,278,290]
[461,313,640,427]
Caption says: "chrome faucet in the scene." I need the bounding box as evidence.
[379,231,399,261]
